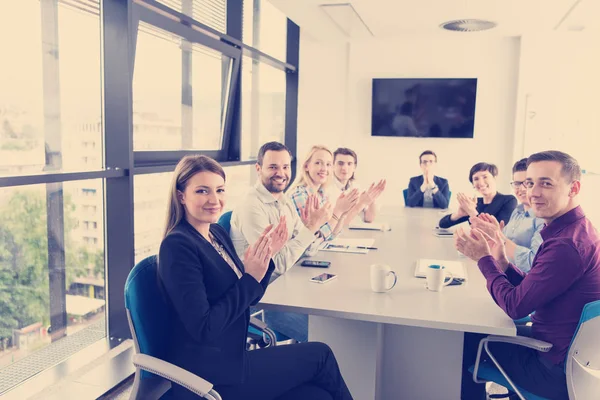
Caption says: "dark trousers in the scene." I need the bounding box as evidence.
[212,342,353,400]
[461,332,569,400]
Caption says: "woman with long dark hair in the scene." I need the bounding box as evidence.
[158,155,353,400]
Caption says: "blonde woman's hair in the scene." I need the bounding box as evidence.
[291,145,333,190]
[163,155,226,239]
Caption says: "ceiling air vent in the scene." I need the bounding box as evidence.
[440,19,497,32]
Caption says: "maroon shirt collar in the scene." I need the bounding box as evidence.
[540,205,586,240]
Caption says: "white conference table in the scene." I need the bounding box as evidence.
[258,207,516,400]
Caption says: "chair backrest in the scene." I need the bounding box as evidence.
[402,189,409,206]
[566,299,600,400]
[218,210,233,233]
[125,255,172,379]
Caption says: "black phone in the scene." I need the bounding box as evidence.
[448,278,466,286]
[300,260,331,268]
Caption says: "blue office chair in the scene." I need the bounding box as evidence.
[470,300,600,400]
[217,211,232,233]
[125,256,277,399]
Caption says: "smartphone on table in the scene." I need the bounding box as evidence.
[309,273,337,284]
[301,260,331,268]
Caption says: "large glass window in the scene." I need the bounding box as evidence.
[243,0,287,60]
[133,22,233,151]
[0,1,106,392]
[241,56,286,160]
[0,1,103,178]
[0,181,105,379]
[155,0,227,33]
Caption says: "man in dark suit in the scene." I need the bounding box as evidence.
[406,150,450,209]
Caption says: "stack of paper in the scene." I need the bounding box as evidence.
[415,258,468,280]
[319,238,376,254]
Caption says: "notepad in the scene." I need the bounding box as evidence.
[415,258,468,281]
[348,221,391,231]
[319,238,376,254]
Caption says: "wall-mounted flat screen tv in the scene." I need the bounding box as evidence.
[371,78,477,138]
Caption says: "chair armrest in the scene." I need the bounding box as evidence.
[132,354,219,399]
[250,316,268,331]
[472,335,554,399]
[485,335,553,352]
[250,316,277,347]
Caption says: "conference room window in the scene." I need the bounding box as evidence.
[243,0,287,61]
[133,172,173,264]
[132,22,234,152]
[0,181,106,391]
[240,56,287,160]
[155,0,227,33]
[0,1,108,392]
[0,0,103,178]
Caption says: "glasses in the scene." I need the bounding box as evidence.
[510,181,526,189]
[420,160,436,165]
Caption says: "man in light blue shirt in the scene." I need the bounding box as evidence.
[471,158,544,272]
[502,204,544,272]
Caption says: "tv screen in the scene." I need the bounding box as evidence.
[371,78,477,138]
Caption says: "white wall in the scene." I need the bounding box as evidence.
[297,34,349,159]
[514,33,600,168]
[298,35,522,207]
[513,33,600,225]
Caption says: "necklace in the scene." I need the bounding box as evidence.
[208,233,242,278]
[208,233,226,257]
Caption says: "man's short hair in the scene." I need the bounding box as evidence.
[512,158,528,174]
[333,148,358,164]
[257,142,292,166]
[469,162,498,183]
[527,150,581,182]
[419,150,437,163]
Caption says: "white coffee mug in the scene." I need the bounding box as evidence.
[370,264,397,293]
[426,264,453,292]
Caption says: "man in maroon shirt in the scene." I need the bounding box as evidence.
[456,150,600,399]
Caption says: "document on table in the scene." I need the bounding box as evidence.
[319,238,376,254]
[415,258,468,280]
[348,220,391,231]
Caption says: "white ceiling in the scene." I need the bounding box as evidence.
[270,0,600,40]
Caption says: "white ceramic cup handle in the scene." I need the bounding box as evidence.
[443,271,454,286]
[386,271,397,291]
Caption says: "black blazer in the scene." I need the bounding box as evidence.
[407,175,450,209]
[438,193,517,229]
[158,220,275,386]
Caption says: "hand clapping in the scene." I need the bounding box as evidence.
[300,194,332,232]
[456,193,478,218]
[244,225,274,282]
[358,179,386,208]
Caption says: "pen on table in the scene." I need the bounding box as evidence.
[356,246,378,250]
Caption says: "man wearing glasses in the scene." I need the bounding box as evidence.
[406,150,450,209]
[470,158,544,272]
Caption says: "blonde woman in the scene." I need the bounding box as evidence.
[158,155,352,400]
[289,145,359,240]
